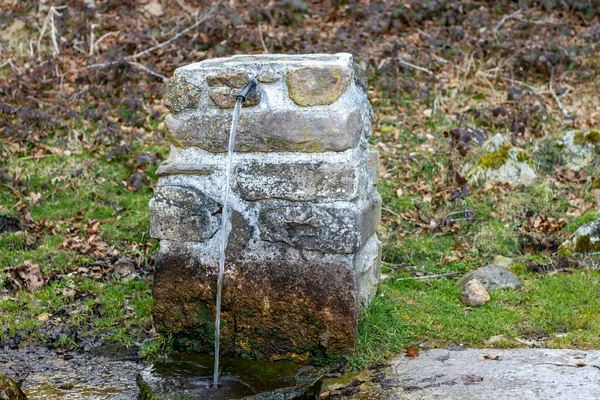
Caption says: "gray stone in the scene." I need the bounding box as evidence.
[367,148,379,186]
[354,234,382,308]
[208,87,260,109]
[353,62,368,92]
[164,75,201,113]
[457,264,522,291]
[235,161,358,201]
[560,218,600,254]
[258,193,381,254]
[149,185,220,242]
[460,279,490,306]
[165,108,362,153]
[206,71,248,88]
[0,374,26,400]
[557,130,600,171]
[493,255,513,267]
[286,66,351,106]
[155,162,212,177]
[375,349,600,400]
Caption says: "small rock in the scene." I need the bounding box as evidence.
[559,218,600,254]
[457,264,522,291]
[286,66,351,106]
[164,75,201,113]
[206,72,249,88]
[460,279,490,306]
[0,374,27,400]
[556,130,600,171]
[257,70,280,83]
[208,87,260,108]
[143,1,164,17]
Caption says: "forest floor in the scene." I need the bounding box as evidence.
[1,1,600,396]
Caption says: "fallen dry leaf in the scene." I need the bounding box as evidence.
[405,346,420,358]
[484,354,501,360]
[4,261,45,292]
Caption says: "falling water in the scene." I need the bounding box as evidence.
[213,96,244,387]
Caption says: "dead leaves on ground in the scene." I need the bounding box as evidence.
[3,261,45,294]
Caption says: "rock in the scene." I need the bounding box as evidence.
[235,161,358,201]
[143,1,164,16]
[457,264,522,291]
[0,214,22,233]
[152,241,359,358]
[460,279,490,306]
[0,374,26,400]
[149,185,220,242]
[206,71,249,88]
[463,134,537,187]
[559,218,600,254]
[367,148,379,186]
[209,87,261,109]
[557,130,600,171]
[165,108,362,153]
[257,70,280,83]
[286,66,351,106]
[155,162,212,177]
[353,62,368,92]
[258,193,381,254]
[164,75,201,113]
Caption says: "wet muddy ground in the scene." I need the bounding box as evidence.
[0,344,143,399]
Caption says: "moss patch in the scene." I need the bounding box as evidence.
[476,143,512,169]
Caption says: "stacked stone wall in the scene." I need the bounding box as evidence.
[150,53,382,361]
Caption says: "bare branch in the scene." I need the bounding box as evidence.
[396,272,459,281]
[397,57,433,75]
[494,9,522,33]
[549,68,572,121]
[129,61,168,81]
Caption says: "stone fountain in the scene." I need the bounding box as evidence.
[149,53,381,363]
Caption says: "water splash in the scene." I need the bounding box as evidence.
[213,96,244,387]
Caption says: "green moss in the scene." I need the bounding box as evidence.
[476,143,512,169]
[591,177,600,190]
[574,129,600,152]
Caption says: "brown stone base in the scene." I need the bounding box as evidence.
[152,242,358,361]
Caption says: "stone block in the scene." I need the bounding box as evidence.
[155,162,212,177]
[235,161,358,201]
[164,76,201,113]
[258,193,381,254]
[165,108,362,153]
[206,71,249,88]
[152,241,358,359]
[149,185,220,242]
[368,148,379,186]
[286,66,351,106]
[209,87,260,109]
[354,234,382,308]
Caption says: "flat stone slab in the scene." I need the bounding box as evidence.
[376,349,600,399]
[457,264,522,291]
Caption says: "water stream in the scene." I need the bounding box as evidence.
[213,96,244,386]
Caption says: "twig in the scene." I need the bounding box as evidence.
[49,6,62,55]
[258,23,269,54]
[549,68,572,120]
[397,57,433,75]
[62,0,221,80]
[129,61,168,81]
[396,272,459,281]
[494,9,522,33]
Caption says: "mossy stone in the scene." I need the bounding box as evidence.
[164,76,201,113]
[476,143,512,169]
[286,67,350,106]
[0,374,26,400]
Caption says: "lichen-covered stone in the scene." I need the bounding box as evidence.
[0,374,26,400]
[152,241,358,359]
[164,75,201,113]
[209,87,261,109]
[257,70,280,83]
[368,147,379,186]
[457,264,522,291]
[149,185,220,242]
[165,108,362,153]
[258,194,381,254]
[206,71,249,88]
[155,162,212,177]
[286,66,351,106]
[463,134,537,187]
[559,218,600,254]
[235,161,358,201]
[557,130,600,171]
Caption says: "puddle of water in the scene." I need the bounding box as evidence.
[138,352,314,399]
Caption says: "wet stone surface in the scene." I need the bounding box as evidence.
[137,352,323,399]
[0,345,142,399]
